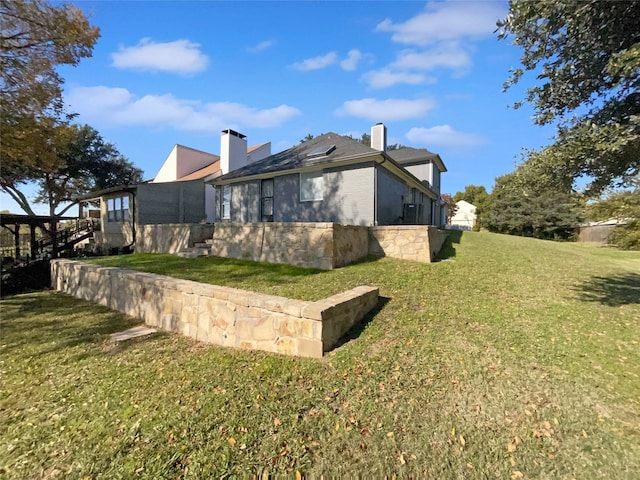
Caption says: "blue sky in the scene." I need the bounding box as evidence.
[2,0,558,215]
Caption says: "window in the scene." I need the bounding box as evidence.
[221,185,231,220]
[300,171,323,202]
[107,195,130,222]
[261,179,274,222]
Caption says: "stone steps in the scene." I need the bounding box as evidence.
[176,243,212,258]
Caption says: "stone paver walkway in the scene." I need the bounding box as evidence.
[110,325,157,342]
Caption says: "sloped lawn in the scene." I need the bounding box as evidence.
[1,232,639,478]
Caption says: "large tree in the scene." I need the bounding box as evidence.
[1,0,99,129]
[2,124,143,217]
[1,0,100,215]
[484,149,584,240]
[498,0,640,196]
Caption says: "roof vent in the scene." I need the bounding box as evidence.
[306,144,336,159]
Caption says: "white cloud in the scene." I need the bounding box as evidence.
[406,125,487,148]
[291,52,337,71]
[362,68,433,89]
[111,38,209,75]
[392,45,471,71]
[340,49,363,71]
[336,98,435,122]
[65,86,301,132]
[247,39,276,53]
[376,1,506,46]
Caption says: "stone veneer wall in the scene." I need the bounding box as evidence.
[207,222,448,269]
[332,224,370,268]
[51,259,378,358]
[208,222,367,270]
[136,224,215,254]
[368,225,448,263]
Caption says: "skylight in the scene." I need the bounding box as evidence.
[306,144,336,159]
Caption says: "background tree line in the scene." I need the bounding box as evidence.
[451,0,639,249]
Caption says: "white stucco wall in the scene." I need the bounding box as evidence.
[247,142,271,163]
[153,145,219,182]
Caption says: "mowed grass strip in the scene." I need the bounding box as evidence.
[1,232,639,478]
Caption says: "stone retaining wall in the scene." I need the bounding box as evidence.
[51,259,379,358]
[207,222,337,269]
[207,222,448,269]
[369,225,448,263]
[136,223,215,254]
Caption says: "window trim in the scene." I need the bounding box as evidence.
[106,195,130,223]
[300,170,324,202]
[261,178,274,222]
[221,185,231,220]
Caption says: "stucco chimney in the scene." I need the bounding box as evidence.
[220,129,247,174]
[371,123,387,152]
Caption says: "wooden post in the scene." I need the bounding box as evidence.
[30,223,37,258]
[13,223,20,258]
[51,220,58,258]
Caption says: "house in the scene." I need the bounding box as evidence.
[207,124,447,227]
[578,218,626,243]
[449,200,477,230]
[77,179,209,253]
[151,138,271,221]
[76,130,271,252]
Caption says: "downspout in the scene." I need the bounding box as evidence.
[125,190,136,251]
[374,155,388,226]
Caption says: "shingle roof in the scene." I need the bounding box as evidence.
[215,133,378,181]
[174,142,270,181]
[177,160,221,181]
[387,146,447,172]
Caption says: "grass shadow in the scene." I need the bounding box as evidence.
[331,296,391,350]
[1,292,141,356]
[573,272,640,306]
[436,229,463,261]
[86,254,325,288]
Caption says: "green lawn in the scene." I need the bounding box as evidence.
[1,232,639,478]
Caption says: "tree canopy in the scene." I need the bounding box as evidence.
[0,0,116,217]
[1,0,99,145]
[2,124,143,217]
[498,0,640,195]
[441,193,457,224]
[484,150,584,240]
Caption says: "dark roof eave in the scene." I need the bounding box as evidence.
[210,151,439,200]
[208,151,382,185]
[73,184,139,202]
[380,152,438,199]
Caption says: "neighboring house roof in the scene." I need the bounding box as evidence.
[177,160,220,181]
[455,200,476,212]
[247,143,270,154]
[172,142,271,182]
[582,218,628,227]
[209,133,444,200]
[387,146,447,172]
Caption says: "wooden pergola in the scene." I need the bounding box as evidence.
[0,214,76,259]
